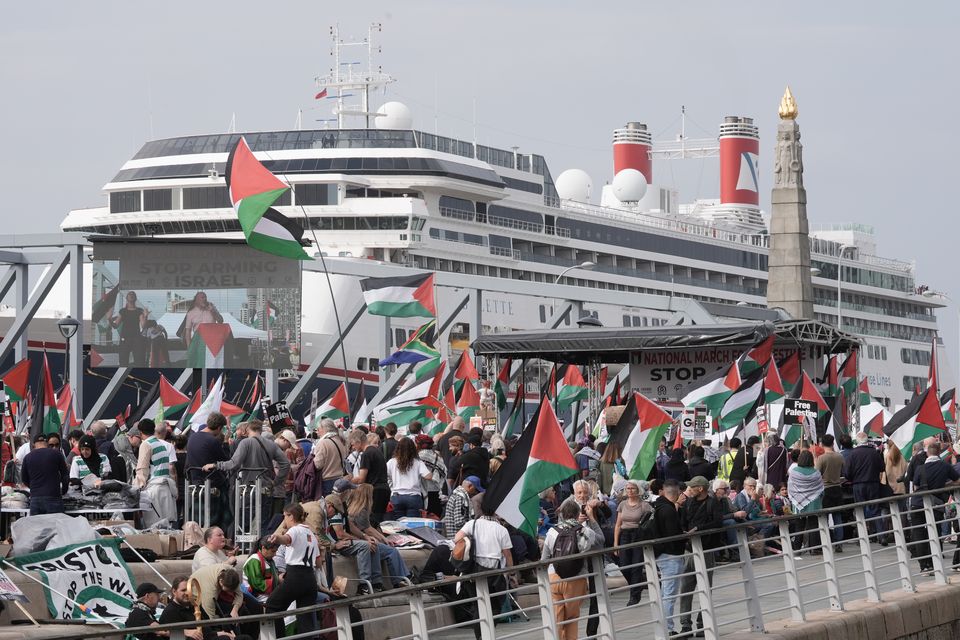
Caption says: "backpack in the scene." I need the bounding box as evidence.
[293,458,320,501]
[450,518,477,574]
[551,524,584,579]
[637,510,659,541]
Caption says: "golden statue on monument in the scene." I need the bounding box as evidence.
[779,86,798,120]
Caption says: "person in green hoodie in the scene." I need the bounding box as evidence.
[242,536,280,603]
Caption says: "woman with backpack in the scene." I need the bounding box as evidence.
[613,480,652,605]
[416,435,447,517]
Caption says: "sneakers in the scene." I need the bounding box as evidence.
[394,577,414,588]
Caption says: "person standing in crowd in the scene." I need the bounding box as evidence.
[909,441,959,573]
[114,425,141,485]
[22,434,69,515]
[788,451,824,553]
[69,434,111,488]
[843,432,887,542]
[135,418,178,527]
[111,291,147,367]
[449,433,491,488]
[266,503,322,639]
[687,445,716,481]
[192,526,238,572]
[186,412,232,533]
[678,476,724,635]
[454,504,515,636]
[442,476,480,537]
[575,435,601,482]
[664,447,690,483]
[542,499,602,640]
[613,480,652,605]
[764,435,788,490]
[90,421,125,482]
[815,434,845,552]
[313,419,349,496]
[653,480,686,636]
[123,582,163,640]
[381,423,399,460]
[885,441,908,496]
[387,437,433,517]
[347,429,390,526]
[416,434,447,516]
[598,441,626,497]
[436,416,466,467]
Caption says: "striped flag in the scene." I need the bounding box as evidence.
[839,351,858,397]
[1,358,30,403]
[610,392,672,480]
[928,337,939,397]
[860,400,890,438]
[307,383,350,429]
[682,361,741,415]
[360,273,436,318]
[556,365,588,413]
[718,366,766,430]
[858,377,873,407]
[782,372,827,448]
[821,355,840,396]
[186,324,233,368]
[188,376,224,432]
[379,320,439,367]
[778,351,802,395]
[739,335,774,376]
[456,380,480,420]
[454,351,480,381]
[941,388,956,425]
[494,359,513,412]
[764,357,785,403]
[884,387,946,456]
[30,354,60,439]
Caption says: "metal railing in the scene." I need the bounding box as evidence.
[45,486,960,640]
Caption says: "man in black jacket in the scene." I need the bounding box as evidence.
[678,476,724,635]
[686,446,716,481]
[653,480,685,636]
[449,434,491,487]
[909,441,959,572]
[842,432,886,538]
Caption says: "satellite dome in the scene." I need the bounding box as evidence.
[612,168,647,202]
[374,101,413,130]
[555,169,593,202]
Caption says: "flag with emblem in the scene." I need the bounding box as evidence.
[884,387,946,456]
[610,391,673,481]
[379,320,439,367]
[225,137,310,260]
[360,273,436,319]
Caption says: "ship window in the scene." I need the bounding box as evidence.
[182,186,230,209]
[395,328,406,347]
[622,315,630,327]
[902,375,926,392]
[539,305,546,324]
[295,184,336,206]
[357,358,367,371]
[110,190,141,213]
[368,359,378,372]
[142,189,172,211]
[901,348,928,365]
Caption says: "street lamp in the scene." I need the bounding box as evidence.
[57,315,80,384]
[836,245,855,329]
[555,261,595,285]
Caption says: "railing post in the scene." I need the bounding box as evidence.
[535,564,559,640]
[589,555,616,640]
[854,506,881,602]
[170,631,185,640]
[690,535,718,640]
[408,589,429,640]
[335,602,356,640]
[817,513,844,611]
[258,619,277,640]
[922,494,948,585]
[735,528,765,633]
[642,543,669,640]
[474,574,497,639]
[777,519,806,621]
[887,499,916,592]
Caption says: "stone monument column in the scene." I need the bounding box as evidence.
[766,87,815,319]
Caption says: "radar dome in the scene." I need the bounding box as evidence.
[374,101,413,130]
[612,168,647,202]
[556,169,593,202]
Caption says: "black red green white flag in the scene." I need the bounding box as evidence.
[359,273,436,319]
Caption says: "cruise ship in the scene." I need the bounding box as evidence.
[55,29,944,412]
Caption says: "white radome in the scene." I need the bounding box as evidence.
[612,168,647,202]
[555,169,593,202]
[374,101,414,130]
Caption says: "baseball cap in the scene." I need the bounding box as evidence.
[333,478,357,494]
[464,475,484,492]
[136,582,162,598]
[688,476,709,488]
[33,433,47,444]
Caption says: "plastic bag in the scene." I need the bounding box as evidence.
[12,513,99,556]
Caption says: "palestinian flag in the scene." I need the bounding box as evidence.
[360,273,436,318]
[308,383,350,428]
[764,357,785,403]
[89,347,104,368]
[483,397,577,536]
[839,351,858,397]
[56,383,81,429]
[456,380,480,420]
[718,366,766,429]
[739,335,774,376]
[225,137,310,260]
[858,377,873,407]
[681,361,741,415]
[454,351,480,381]
[188,375,224,432]
[186,324,233,368]
[928,337,939,397]
[159,375,190,419]
[350,379,368,425]
[373,362,446,421]
[91,284,120,324]
[502,385,526,438]
[821,355,840,396]
[782,372,828,448]
[129,379,161,427]
[608,375,623,406]
[940,388,956,425]
[494,359,513,412]
[252,301,279,329]
[30,354,60,439]
[556,365,588,413]
[778,351,802,395]
[379,320,439,367]
[884,387,946,456]
[115,404,131,431]
[245,375,263,420]
[175,391,202,434]
[860,401,890,439]
[413,356,443,382]
[610,391,673,480]
[220,400,246,432]
[1,358,30,402]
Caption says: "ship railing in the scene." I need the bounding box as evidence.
[489,245,521,260]
[814,299,937,323]
[437,206,571,238]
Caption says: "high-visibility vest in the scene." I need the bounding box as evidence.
[717,451,737,481]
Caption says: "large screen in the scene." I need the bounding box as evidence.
[91,240,301,370]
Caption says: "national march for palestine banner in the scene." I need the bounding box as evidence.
[10,539,136,624]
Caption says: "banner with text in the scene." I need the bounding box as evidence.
[10,539,135,624]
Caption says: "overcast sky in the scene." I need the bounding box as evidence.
[3,2,959,371]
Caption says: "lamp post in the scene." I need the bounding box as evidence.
[837,245,854,330]
[57,315,80,384]
[554,261,596,285]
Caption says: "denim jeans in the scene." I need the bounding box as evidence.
[376,542,410,585]
[29,495,65,516]
[390,493,424,518]
[340,540,382,583]
[656,553,685,632]
[853,483,886,534]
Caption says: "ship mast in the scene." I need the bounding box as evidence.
[316,23,395,129]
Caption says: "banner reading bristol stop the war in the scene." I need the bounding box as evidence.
[10,539,136,624]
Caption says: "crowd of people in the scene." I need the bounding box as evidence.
[6,408,960,639]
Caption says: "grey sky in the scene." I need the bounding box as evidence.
[3,2,958,370]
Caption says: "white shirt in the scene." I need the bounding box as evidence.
[386,458,430,496]
[284,523,319,567]
[14,442,31,464]
[458,517,512,568]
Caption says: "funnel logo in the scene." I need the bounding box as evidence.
[736,152,759,193]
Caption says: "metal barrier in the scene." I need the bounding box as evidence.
[233,467,268,554]
[37,485,960,640]
[183,467,211,530]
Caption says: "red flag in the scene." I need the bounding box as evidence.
[314,88,328,100]
[454,352,480,381]
[0,358,30,402]
[89,347,104,368]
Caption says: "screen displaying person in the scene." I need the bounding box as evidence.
[111,291,148,366]
[183,292,223,346]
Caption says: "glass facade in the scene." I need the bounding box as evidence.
[183,186,231,209]
[295,183,337,206]
[110,191,140,213]
[142,189,172,212]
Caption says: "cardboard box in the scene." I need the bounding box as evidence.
[122,532,182,558]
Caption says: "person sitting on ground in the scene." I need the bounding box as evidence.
[192,526,237,573]
[124,582,166,640]
[69,434,111,488]
[242,536,280,602]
